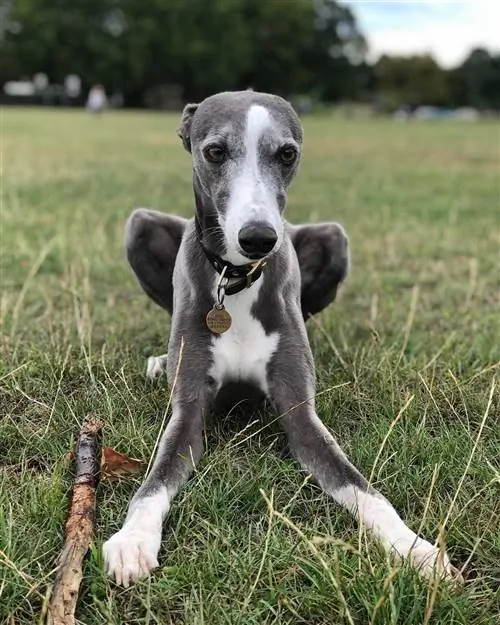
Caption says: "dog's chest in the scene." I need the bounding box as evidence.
[209,281,279,392]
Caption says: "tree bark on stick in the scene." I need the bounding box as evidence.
[47,415,102,625]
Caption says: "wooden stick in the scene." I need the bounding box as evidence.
[47,415,102,625]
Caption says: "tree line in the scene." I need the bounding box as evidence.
[0,0,498,111]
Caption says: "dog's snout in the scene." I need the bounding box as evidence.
[238,222,278,258]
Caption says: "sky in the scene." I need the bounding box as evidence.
[344,1,500,67]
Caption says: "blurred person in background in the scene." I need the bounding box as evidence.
[86,84,107,113]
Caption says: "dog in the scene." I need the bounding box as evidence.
[103,90,459,587]
[126,211,349,383]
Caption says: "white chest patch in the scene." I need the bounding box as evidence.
[209,278,279,393]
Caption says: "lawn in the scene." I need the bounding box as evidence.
[1,107,499,624]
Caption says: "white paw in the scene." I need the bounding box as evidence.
[408,539,463,583]
[103,527,161,587]
[146,354,168,380]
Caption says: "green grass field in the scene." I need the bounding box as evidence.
[1,108,499,624]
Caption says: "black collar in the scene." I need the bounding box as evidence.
[195,215,266,296]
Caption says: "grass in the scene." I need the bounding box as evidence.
[1,107,499,624]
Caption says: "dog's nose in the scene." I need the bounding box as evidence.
[238,222,278,258]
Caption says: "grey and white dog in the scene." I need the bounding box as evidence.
[103,90,458,587]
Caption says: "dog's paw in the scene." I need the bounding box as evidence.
[408,539,463,583]
[103,527,161,587]
[146,354,168,380]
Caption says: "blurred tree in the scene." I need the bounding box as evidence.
[302,0,367,101]
[448,48,500,110]
[3,0,496,110]
[238,0,366,100]
[159,0,254,102]
[0,0,129,91]
[375,54,450,110]
[0,0,368,106]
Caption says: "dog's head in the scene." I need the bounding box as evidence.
[178,90,303,265]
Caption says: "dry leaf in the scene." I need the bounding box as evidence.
[100,447,145,479]
[62,450,75,468]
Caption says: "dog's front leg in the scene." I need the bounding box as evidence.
[268,335,458,580]
[103,381,211,586]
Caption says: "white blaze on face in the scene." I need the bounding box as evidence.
[223,104,283,265]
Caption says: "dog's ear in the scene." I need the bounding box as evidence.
[177,103,199,152]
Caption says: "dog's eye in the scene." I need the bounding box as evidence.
[204,145,226,164]
[278,146,298,165]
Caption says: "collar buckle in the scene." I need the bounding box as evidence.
[216,266,228,307]
[246,259,267,288]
